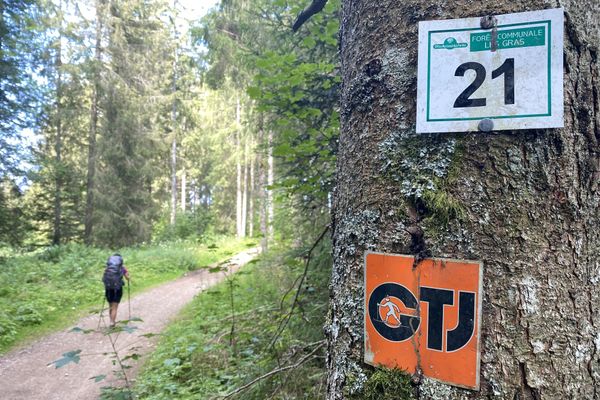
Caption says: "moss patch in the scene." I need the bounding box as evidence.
[348,367,414,400]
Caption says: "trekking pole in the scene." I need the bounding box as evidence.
[127,280,131,321]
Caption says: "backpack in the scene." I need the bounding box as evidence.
[102,254,124,290]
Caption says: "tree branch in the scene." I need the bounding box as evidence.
[269,225,330,349]
[292,0,329,32]
[221,340,325,399]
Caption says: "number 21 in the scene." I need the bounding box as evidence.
[453,58,515,108]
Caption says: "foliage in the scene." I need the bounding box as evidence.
[0,237,253,352]
[134,240,331,399]
[0,0,44,176]
[0,178,29,246]
[177,82,244,235]
[197,0,341,213]
[1,0,341,247]
[247,0,340,210]
[89,0,175,247]
[152,209,215,243]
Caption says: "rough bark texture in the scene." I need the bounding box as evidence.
[327,1,599,399]
[84,0,104,243]
[52,8,63,246]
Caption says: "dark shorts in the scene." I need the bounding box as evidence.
[105,288,123,303]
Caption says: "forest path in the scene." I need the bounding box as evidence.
[0,247,260,400]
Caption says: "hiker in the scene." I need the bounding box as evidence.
[102,253,130,327]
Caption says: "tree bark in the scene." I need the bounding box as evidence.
[267,129,274,242]
[249,136,255,237]
[328,1,599,399]
[84,0,105,244]
[236,96,244,238]
[242,135,249,237]
[170,1,178,226]
[258,116,268,252]
[52,1,63,246]
[170,139,177,225]
[181,168,186,212]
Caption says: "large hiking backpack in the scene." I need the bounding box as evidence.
[103,254,124,290]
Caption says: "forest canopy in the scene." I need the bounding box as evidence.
[0,0,339,248]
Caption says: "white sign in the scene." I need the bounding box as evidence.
[416,8,564,133]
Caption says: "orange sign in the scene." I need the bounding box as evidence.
[364,252,483,390]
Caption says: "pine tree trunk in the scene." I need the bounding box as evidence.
[267,129,274,242]
[84,0,104,244]
[328,1,599,399]
[52,2,63,246]
[170,4,178,226]
[170,138,177,225]
[258,117,268,252]
[181,168,186,212]
[241,136,249,238]
[170,73,177,225]
[236,97,244,237]
[249,137,255,237]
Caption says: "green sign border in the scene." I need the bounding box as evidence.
[426,20,552,122]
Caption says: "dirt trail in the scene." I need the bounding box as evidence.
[0,248,259,400]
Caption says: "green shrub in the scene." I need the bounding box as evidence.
[14,304,43,325]
[0,312,17,344]
[152,209,215,243]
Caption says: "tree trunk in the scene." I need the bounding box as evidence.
[84,0,104,244]
[52,1,63,246]
[249,136,255,237]
[181,168,186,212]
[267,129,274,242]
[236,96,244,238]
[170,138,177,225]
[328,2,599,399]
[170,3,178,226]
[258,117,268,252]
[241,135,249,237]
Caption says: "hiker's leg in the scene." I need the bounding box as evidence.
[108,288,123,326]
[109,302,118,326]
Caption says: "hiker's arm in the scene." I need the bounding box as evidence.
[123,266,130,281]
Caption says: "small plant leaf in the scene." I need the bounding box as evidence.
[105,325,138,335]
[90,374,106,382]
[71,327,94,334]
[122,353,141,362]
[120,325,138,334]
[163,358,180,367]
[49,350,82,368]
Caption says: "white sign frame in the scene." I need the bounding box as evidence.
[416,8,564,133]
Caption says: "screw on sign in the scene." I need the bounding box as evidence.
[364,252,483,390]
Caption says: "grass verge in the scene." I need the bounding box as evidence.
[133,240,331,399]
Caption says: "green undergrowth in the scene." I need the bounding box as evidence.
[0,236,255,353]
[134,240,331,399]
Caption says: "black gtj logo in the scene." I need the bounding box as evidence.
[368,283,476,351]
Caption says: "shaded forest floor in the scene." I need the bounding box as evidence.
[0,248,259,400]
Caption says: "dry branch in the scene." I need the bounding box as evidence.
[221,340,325,399]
